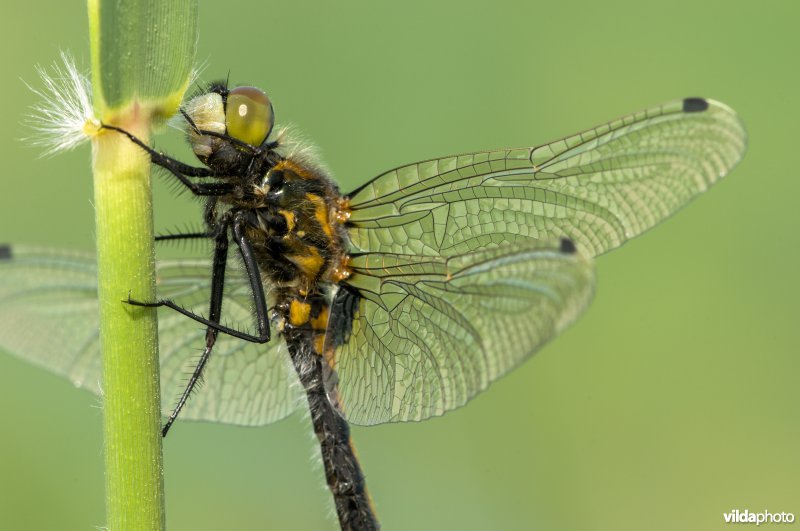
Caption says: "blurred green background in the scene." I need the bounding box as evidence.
[1,1,797,530]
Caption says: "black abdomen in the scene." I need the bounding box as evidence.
[281,295,379,530]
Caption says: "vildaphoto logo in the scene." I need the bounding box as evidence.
[724,509,795,525]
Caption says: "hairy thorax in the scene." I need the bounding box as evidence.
[231,157,352,294]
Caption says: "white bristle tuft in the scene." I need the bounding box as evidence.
[23,51,99,157]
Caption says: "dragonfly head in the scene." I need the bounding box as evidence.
[182,83,275,166]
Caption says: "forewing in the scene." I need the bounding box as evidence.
[0,246,300,426]
[346,98,747,257]
[332,240,594,425]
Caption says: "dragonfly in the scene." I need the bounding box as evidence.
[0,88,746,530]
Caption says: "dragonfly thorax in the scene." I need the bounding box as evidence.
[239,157,351,292]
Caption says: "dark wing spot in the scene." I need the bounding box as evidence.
[0,244,11,260]
[559,238,577,254]
[683,97,709,113]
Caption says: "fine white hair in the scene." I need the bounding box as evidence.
[23,51,99,157]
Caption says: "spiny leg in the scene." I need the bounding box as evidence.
[161,223,229,436]
[155,194,219,244]
[126,218,272,343]
[232,211,270,336]
[126,292,270,343]
[155,231,212,243]
[101,124,233,196]
[159,216,274,434]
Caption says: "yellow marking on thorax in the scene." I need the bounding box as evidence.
[273,158,317,180]
[286,247,324,278]
[305,193,334,239]
[278,209,296,232]
[289,299,311,326]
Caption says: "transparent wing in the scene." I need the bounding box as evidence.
[346,98,747,257]
[0,247,102,389]
[331,239,594,425]
[0,246,301,426]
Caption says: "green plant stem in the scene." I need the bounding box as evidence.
[93,119,164,530]
[87,0,196,526]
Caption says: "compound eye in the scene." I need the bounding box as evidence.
[225,86,275,146]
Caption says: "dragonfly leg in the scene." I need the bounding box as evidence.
[126,295,271,342]
[160,328,217,437]
[126,219,272,343]
[161,227,228,437]
[101,124,233,197]
[161,224,229,436]
[232,211,271,339]
[155,231,211,243]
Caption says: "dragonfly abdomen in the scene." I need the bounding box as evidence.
[281,292,379,530]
